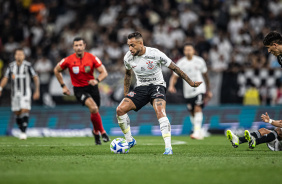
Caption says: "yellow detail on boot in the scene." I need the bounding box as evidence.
[123,126,130,134]
[162,133,171,138]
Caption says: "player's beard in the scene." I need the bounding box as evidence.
[133,48,141,56]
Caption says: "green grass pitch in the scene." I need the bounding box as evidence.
[0,135,281,184]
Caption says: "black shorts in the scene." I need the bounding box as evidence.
[73,85,100,107]
[185,93,205,112]
[126,85,166,111]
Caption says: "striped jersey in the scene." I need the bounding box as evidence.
[4,60,37,97]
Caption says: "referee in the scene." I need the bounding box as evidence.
[54,37,110,145]
[0,48,40,140]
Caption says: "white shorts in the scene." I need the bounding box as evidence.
[11,95,31,112]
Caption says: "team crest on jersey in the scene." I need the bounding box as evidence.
[146,61,154,69]
[72,66,79,74]
[127,92,136,97]
[84,66,91,73]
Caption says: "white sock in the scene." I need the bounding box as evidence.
[117,114,132,142]
[190,115,194,125]
[194,112,203,135]
[159,117,171,149]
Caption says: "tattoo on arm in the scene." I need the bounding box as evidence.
[124,99,129,102]
[168,62,193,85]
[157,102,162,106]
[124,69,132,96]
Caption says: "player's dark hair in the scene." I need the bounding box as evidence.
[73,37,86,44]
[263,31,282,46]
[183,42,195,49]
[14,48,24,54]
[128,32,143,39]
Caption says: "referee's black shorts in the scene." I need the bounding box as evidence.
[73,85,100,107]
[126,84,166,112]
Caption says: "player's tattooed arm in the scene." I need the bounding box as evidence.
[124,69,132,96]
[168,62,202,87]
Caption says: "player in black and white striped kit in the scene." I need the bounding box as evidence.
[0,48,40,140]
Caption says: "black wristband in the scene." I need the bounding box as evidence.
[96,78,100,83]
[61,83,65,88]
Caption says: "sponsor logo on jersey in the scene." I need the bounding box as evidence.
[141,67,145,71]
[72,66,79,74]
[127,92,136,97]
[139,78,156,82]
[132,65,137,68]
[84,66,91,73]
[146,61,154,69]
[145,56,155,59]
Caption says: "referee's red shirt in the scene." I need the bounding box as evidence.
[59,52,102,87]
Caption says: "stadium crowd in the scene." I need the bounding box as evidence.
[1,0,282,106]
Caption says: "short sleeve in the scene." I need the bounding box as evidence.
[59,58,68,70]
[157,50,172,67]
[28,65,37,77]
[200,58,207,73]
[4,67,11,78]
[124,53,132,70]
[93,56,102,68]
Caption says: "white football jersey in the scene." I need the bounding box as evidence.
[124,47,172,87]
[174,55,207,98]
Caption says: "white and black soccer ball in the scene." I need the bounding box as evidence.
[110,138,130,154]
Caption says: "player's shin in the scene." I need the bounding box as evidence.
[117,114,133,142]
[91,112,105,134]
[20,113,29,133]
[159,117,172,149]
[194,112,203,136]
[16,115,24,132]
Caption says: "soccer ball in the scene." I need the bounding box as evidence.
[110,138,130,154]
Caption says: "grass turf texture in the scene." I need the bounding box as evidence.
[0,136,281,184]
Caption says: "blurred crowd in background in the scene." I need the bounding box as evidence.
[1,0,282,107]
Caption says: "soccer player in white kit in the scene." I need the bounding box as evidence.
[168,43,212,140]
[0,48,40,140]
[116,32,202,155]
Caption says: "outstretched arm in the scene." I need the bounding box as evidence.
[261,112,282,128]
[124,69,132,96]
[168,62,202,87]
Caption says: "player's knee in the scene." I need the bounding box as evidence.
[89,106,98,113]
[155,110,166,119]
[116,106,125,116]
[258,128,268,135]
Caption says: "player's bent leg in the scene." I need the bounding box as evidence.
[255,129,278,146]
[226,130,239,148]
[258,128,272,136]
[244,130,256,149]
[153,99,172,155]
[116,98,137,147]
[85,98,109,145]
